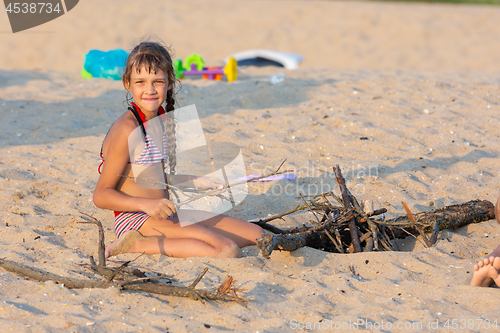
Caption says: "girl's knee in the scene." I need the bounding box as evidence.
[252,224,264,238]
[245,223,264,243]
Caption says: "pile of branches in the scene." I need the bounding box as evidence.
[254,165,495,257]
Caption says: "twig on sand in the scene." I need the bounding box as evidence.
[78,211,106,267]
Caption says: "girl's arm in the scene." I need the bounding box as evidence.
[93,120,176,220]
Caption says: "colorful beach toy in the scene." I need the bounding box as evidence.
[81,49,128,80]
[174,54,237,82]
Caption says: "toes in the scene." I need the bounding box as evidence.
[493,257,500,270]
[488,265,500,280]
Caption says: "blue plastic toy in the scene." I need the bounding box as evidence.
[82,49,128,80]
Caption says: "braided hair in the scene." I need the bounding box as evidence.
[122,41,180,174]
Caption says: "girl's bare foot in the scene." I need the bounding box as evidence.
[105,230,145,258]
[470,257,495,287]
[487,257,500,288]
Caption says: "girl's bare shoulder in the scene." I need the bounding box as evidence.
[103,111,140,152]
[111,111,140,136]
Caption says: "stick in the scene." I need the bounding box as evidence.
[429,220,440,245]
[334,229,344,253]
[249,204,312,225]
[299,193,322,225]
[401,202,432,248]
[275,158,287,173]
[388,227,400,251]
[334,165,361,253]
[324,229,343,253]
[189,268,208,289]
[380,226,394,251]
[257,223,293,234]
[362,201,379,251]
[78,211,106,267]
[107,261,131,283]
[106,253,144,283]
[364,237,374,252]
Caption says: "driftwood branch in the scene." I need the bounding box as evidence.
[78,211,106,267]
[382,199,495,239]
[0,259,246,303]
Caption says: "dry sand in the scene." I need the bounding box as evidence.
[1,0,500,332]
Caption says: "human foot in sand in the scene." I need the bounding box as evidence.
[487,257,500,287]
[470,257,496,287]
[105,230,146,258]
[470,244,500,287]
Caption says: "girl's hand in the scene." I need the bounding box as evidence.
[193,176,225,194]
[143,198,176,220]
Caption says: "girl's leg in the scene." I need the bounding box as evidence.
[177,209,264,248]
[106,211,263,258]
[132,215,242,258]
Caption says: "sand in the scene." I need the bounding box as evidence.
[1,0,500,332]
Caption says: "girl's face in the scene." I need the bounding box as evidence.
[127,66,170,115]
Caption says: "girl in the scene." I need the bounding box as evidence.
[93,41,263,259]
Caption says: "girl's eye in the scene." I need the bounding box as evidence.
[155,81,165,84]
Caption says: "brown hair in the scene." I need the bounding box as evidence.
[122,41,180,174]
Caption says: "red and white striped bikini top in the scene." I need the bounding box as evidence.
[132,131,168,166]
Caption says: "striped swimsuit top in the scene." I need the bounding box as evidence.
[132,132,168,166]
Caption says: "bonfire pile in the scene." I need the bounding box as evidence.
[253,165,494,257]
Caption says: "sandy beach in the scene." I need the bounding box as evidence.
[1,0,500,332]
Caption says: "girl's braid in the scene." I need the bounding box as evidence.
[165,88,177,175]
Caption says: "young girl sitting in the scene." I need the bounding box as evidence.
[470,191,500,287]
[93,41,263,259]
